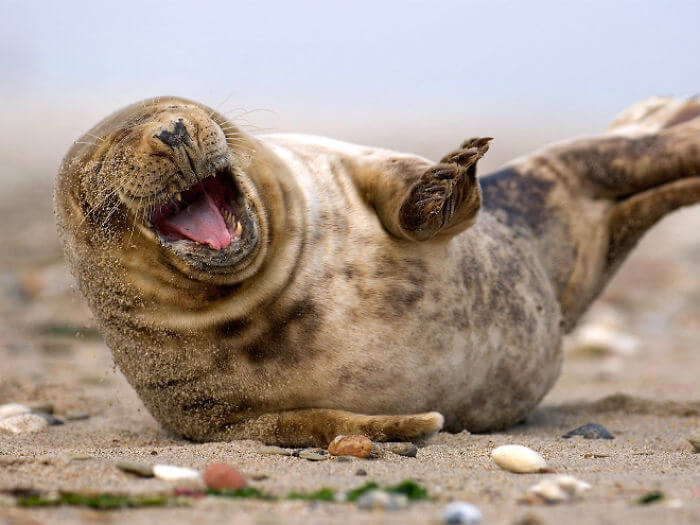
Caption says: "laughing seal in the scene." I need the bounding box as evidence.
[55,96,700,445]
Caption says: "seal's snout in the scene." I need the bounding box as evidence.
[154,118,192,149]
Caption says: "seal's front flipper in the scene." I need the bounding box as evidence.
[398,138,492,241]
[211,408,444,447]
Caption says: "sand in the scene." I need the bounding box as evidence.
[1,179,699,525]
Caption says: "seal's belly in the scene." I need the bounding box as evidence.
[198,211,563,432]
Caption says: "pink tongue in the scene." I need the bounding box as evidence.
[160,190,231,250]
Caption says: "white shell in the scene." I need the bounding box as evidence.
[528,475,591,503]
[152,464,201,481]
[491,445,547,473]
[0,403,30,420]
[441,502,483,524]
[0,414,48,434]
[567,322,639,357]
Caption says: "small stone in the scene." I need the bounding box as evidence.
[527,475,591,504]
[0,403,30,420]
[562,423,614,440]
[153,464,201,481]
[333,455,354,462]
[328,435,372,458]
[491,445,547,473]
[688,433,700,452]
[0,414,49,434]
[34,413,64,426]
[203,463,247,490]
[63,411,90,421]
[357,489,408,511]
[258,445,292,456]
[389,442,418,457]
[355,468,367,476]
[116,461,154,477]
[297,450,328,461]
[441,502,483,524]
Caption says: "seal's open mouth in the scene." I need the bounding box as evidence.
[151,173,242,250]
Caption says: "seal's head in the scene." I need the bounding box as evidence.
[56,97,274,286]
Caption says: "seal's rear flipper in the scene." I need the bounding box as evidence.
[208,409,444,447]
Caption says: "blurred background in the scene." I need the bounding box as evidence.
[0,0,698,406]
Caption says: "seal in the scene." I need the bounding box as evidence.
[55,96,700,445]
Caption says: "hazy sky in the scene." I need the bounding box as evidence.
[2,0,699,176]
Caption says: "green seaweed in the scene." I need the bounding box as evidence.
[344,482,380,502]
[17,492,174,510]
[288,488,336,501]
[9,479,428,509]
[385,480,428,500]
[637,491,664,504]
[206,487,275,500]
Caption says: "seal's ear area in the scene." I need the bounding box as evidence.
[398,137,492,241]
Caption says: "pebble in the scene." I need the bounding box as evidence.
[35,413,64,426]
[567,322,639,357]
[388,442,418,457]
[257,445,292,456]
[0,403,30,420]
[328,435,372,458]
[116,461,155,477]
[491,445,547,473]
[527,475,591,504]
[203,463,247,490]
[0,414,49,434]
[297,450,328,461]
[356,489,409,511]
[688,433,700,452]
[152,464,201,481]
[355,468,367,476]
[562,422,614,440]
[441,502,483,524]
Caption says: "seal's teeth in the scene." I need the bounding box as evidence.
[234,221,243,237]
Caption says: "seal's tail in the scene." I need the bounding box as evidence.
[481,96,700,331]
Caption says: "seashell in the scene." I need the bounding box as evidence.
[152,464,201,481]
[0,403,30,420]
[441,502,483,524]
[566,322,639,357]
[356,490,408,511]
[528,475,591,503]
[0,414,48,434]
[491,445,547,473]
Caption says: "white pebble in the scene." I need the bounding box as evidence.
[0,403,30,420]
[528,475,591,503]
[491,445,547,473]
[152,464,201,481]
[356,490,408,511]
[0,414,49,434]
[567,322,639,357]
[441,502,483,524]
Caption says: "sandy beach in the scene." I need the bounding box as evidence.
[1,172,699,524]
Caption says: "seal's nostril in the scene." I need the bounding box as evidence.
[154,118,191,149]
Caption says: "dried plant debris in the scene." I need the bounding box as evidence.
[3,480,429,509]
